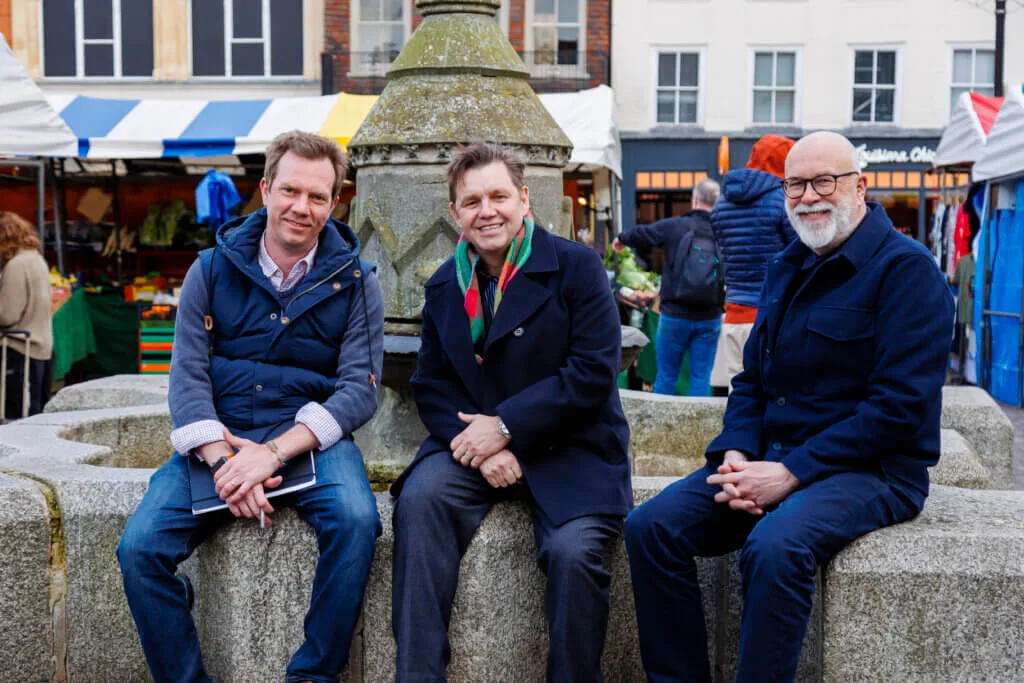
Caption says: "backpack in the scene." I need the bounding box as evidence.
[670,221,724,307]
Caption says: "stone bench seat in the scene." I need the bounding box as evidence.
[0,377,1017,680]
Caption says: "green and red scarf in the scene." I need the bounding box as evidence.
[455,217,534,361]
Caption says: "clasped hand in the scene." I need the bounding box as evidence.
[706,450,799,516]
[449,412,509,468]
[449,413,521,488]
[212,429,284,523]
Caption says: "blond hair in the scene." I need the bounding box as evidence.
[264,130,349,200]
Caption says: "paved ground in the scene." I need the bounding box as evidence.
[994,398,1024,490]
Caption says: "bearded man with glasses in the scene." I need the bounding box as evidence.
[624,131,954,682]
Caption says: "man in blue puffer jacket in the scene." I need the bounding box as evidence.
[118,131,384,683]
[710,134,797,391]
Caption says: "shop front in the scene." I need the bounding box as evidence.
[621,132,958,248]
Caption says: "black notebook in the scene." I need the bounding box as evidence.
[188,451,317,515]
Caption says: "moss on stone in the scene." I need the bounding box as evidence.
[365,463,403,493]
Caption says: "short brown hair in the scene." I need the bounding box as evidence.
[446,142,527,203]
[264,130,348,200]
[0,212,41,263]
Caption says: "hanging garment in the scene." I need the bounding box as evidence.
[195,170,242,230]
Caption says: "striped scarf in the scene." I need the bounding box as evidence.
[455,217,534,361]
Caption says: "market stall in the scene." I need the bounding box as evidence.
[931,91,1003,385]
[969,85,1024,405]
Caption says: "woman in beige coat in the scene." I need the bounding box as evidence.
[0,212,52,418]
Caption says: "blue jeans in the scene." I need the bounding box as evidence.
[653,313,721,396]
[117,439,380,683]
[624,465,919,683]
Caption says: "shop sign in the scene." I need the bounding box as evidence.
[856,144,936,168]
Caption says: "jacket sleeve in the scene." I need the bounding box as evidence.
[705,290,768,461]
[618,219,671,251]
[168,260,225,454]
[315,269,385,438]
[496,250,621,455]
[0,257,30,327]
[782,254,955,484]
[410,294,480,445]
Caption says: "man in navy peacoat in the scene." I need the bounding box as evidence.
[625,131,955,683]
[390,143,632,682]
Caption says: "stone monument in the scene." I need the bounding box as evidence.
[347,0,574,332]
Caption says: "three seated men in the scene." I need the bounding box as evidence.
[119,131,953,683]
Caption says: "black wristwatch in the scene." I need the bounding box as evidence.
[209,455,228,474]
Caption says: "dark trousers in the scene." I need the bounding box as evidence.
[392,452,622,682]
[2,347,50,419]
[624,464,919,683]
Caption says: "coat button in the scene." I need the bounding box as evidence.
[281,316,290,325]
[353,270,362,279]
[255,384,263,392]
[777,397,786,406]
[772,442,782,451]
[270,313,277,320]
[513,327,524,337]
[333,282,341,291]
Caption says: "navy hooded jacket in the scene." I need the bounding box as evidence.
[168,208,383,445]
[711,169,797,308]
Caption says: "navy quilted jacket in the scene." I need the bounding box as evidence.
[710,169,797,307]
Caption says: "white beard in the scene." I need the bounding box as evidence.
[786,198,858,252]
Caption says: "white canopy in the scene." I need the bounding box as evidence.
[539,85,622,179]
[0,34,77,157]
[933,91,1002,169]
[973,86,1024,182]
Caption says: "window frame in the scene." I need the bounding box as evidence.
[187,0,305,81]
[948,43,996,122]
[349,0,412,78]
[40,0,151,80]
[849,45,902,126]
[524,0,588,79]
[650,46,706,127]
[748,47,801,127]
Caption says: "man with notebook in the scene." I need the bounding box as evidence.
[117,131,384,683]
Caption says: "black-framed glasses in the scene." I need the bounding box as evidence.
[782,171,860,199]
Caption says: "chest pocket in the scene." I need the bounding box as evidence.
[804,306,874,395]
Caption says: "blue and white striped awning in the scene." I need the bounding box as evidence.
[45,92,377,160]
[40,86,621,177]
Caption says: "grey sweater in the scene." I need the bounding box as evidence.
[167,257,385,455]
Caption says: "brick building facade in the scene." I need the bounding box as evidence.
[324,0,610,95]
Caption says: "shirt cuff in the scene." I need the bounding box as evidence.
[296,402,343,451]
[170,419,226,458]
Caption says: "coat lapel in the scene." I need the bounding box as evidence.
[482,226,558,355]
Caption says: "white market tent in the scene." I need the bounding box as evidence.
[0,34,77,157]
[973,85,1024,183]
[933,91,1003,170]
[539,85,622,179]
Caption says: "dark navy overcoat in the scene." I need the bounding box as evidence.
[706,203,955,510]
[391,226,633,526]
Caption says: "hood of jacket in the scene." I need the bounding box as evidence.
[721,168,784,205]
[215,208,360,281]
